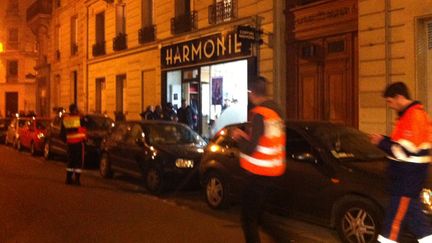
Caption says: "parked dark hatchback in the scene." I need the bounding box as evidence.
[199,121,432,243]
[99,120,207,194]
[0,118,11,143]
[43,113,115,166]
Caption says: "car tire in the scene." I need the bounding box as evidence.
[43,140,52,160]
[16,139,22,151]
[145,166,165,195]
[335,197,382,243]
[99,152,113,178]
[30,141,36,156]
[204,171,230,209]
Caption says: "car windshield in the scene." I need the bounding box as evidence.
[36,120,49,129]
[145,123,205,145]
[83,116,113,131]
[306,124,386,162]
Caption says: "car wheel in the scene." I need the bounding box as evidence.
[43,141,52,160]
[30,141,36,156]
[335,197,382,243]
[99,152,113,178]
[16,139,22,151]
[205,171,230,209]
[145,166,164,195]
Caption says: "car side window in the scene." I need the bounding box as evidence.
[125,124,143,145]
[286,128,312,154]
[111,123,128,143]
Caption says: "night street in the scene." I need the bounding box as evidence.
[0,145,339,243]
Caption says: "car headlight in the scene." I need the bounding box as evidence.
[175,158,194,168]
[420,188,432,214]
[37,133,45,139]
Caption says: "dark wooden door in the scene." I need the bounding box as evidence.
[5,92,18,117]
[297,33,357,127]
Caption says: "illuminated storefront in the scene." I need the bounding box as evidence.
[161,31,257,139]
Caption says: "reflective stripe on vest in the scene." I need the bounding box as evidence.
[63,115,81,129]
[239,106,286,176]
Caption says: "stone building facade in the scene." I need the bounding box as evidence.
[0,0,38,117]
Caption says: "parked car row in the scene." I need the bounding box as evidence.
[3,115,430,243]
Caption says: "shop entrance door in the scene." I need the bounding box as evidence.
[181,68,200,132]
[298,33,357,126]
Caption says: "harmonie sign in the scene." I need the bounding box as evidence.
[161,32,251,69]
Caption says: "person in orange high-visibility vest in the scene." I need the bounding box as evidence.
[370,82,432,243]
[61,104,86,185]
[232,76,289,243]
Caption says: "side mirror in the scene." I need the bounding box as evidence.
[291,152,317,163]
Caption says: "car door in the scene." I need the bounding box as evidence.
[107,123,128,164]
[119,124,144,177]
[271,128,336,222]
[21,120,32,148]
[50,116,66,154]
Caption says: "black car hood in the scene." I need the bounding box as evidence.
[341,158,389,178]
[153,143,204,160]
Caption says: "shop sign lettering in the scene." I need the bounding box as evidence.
[161,32,251,69]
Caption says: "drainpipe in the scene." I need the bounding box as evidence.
[86,4,89,113]
[385,0,392,134]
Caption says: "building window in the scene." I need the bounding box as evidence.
[171,0,197,34]
[55,0,61,8]
[71,16,78,55]
[139,0,155,44]
[55,25,61,60]
[428,22,432,49]
[8,28,19,49]
[209,0,236,24]
[7,60,18,82]
[116,74,126,114]
[6,0,19,15]
[116,5,126,35]
[93,12,106,56]
[113,5,127,51]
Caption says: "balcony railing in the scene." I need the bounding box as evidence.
[71,43,78,56]
[6,75,18,83]
[138,25,156,44]
[209,0,236,25]
[26,0,52,22]
[171,11,197,35]
[113,33,127,51]
[92,41,106,57]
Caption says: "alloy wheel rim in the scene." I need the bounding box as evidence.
[342,207,376,243]
[44,143,49,158]
[100,155,108,175]
[207,177,223,206]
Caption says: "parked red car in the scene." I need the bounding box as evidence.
[16,117,50,155]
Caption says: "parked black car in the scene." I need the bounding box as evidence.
[99,120,207,194]
[199,121,432,243]
[0,118,11,143]
[43,113,115,166]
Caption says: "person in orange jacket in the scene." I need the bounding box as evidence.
[232,76,289,243]
[370,82,432,242]
[61,104,87,185]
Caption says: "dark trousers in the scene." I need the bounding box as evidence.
[241,174,289,243]
[66,142,84,181]
[379,195,432,242]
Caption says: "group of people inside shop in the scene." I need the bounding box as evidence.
[140,100,198,130]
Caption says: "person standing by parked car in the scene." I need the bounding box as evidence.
[61,104,87,185]
[140,105,155,121]
[231,76,288,243]
[177,99,193,128]
[370,82,432,242]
